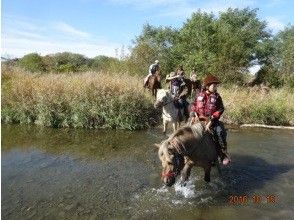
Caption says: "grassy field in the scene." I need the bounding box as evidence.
[220,86,294,126]
[1,67,159,130]
[2,66,294,129]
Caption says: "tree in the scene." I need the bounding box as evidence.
[174,11,217,77]
[52,52,89,73]
[20,53,45,72]
[276,26,294,76]
[128,24,178,75]
[90,55,121,72]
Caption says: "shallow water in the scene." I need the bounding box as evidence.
[2,124,294,220]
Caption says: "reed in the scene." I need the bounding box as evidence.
[220,86,294,125]
[2,67,158,130]
[2,67,293,129]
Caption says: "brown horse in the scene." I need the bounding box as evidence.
[156,122,224,187]
[146,71,161,97]
[183,78,202,98]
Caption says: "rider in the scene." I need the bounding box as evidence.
[190,74,230,165]
[166,65,189,121]
[190,68,202,96]
[144,60,160,88]
[166,65,184,95]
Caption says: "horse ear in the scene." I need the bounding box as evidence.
[154,143,161,148]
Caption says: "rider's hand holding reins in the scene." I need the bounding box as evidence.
[205,120,212,132]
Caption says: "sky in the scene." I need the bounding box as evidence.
[1,0,294,59]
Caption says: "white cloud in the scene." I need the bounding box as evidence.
[266,17,285,33]
[1,15,122,58]
[2,37,120,58]
[109,0,256,18]
[55,22,91,38]
[109,0,183,9]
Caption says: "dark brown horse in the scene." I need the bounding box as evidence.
[182,78,202,98]
[146,71,161,97]
[156,122,226,187]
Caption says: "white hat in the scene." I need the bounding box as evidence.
[155,60,159,64]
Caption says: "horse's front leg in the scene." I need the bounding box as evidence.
[163,119,168,134]
[204,164,212,183]
[180,163,193,186]
[172,121,177,132]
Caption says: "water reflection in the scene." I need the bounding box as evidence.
[2,125,294,219]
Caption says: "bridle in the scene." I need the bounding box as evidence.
[161,152,183,178]
[161,138,186,179]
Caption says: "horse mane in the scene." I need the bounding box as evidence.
[164,122,207,155]
[168,122,205,141]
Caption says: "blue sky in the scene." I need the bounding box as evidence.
[2,0,293,58]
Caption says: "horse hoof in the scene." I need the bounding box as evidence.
[180,181,187,187]
[204,176,210,183]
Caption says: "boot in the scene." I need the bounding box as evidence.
[214,137,230,166]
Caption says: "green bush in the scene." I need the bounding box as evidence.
[19,53,45,72]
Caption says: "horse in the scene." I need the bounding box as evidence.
[154,89,178,134]
[155,122,224,187]
[182,78,202,99]
[146,71,161,97]
[154,89,189,134]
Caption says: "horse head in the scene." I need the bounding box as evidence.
[156,140,185,187]
[154,89,171,109]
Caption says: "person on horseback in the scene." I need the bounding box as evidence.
[166,65,189,121]
[144,60,160,88]
[166,65,185,95]
[190,74,230,165]
[190,68,202,96]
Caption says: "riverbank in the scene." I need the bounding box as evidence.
[2,67,294,129]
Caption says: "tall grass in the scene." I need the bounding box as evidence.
[2,67,294,129]
[220,86,294,125]
[2,67,158,130]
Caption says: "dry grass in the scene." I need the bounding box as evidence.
[220,86,294,125]
[2,67,293,128]
[2,67,157,129]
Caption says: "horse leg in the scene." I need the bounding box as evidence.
[180,163,193,186]
[172,121,177,132]
[163,119,168,134]
[204,165,212,183]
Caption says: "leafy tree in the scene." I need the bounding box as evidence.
[275,26,294,76]
[128,24,178,75]
[19,53,45,72]
[215,8,270,83]
[52,52,89,73]
[174,11,217,77]
[90,55,121,72]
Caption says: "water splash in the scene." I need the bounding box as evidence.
[174,179,196,198]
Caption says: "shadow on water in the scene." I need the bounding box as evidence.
[2,124,294,219]
[218,154,294,199]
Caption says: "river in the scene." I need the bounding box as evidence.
[2,125,294,219]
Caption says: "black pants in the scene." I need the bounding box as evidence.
[212,120,227,148]
[177,98,189,119]
[211,120,228,160]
